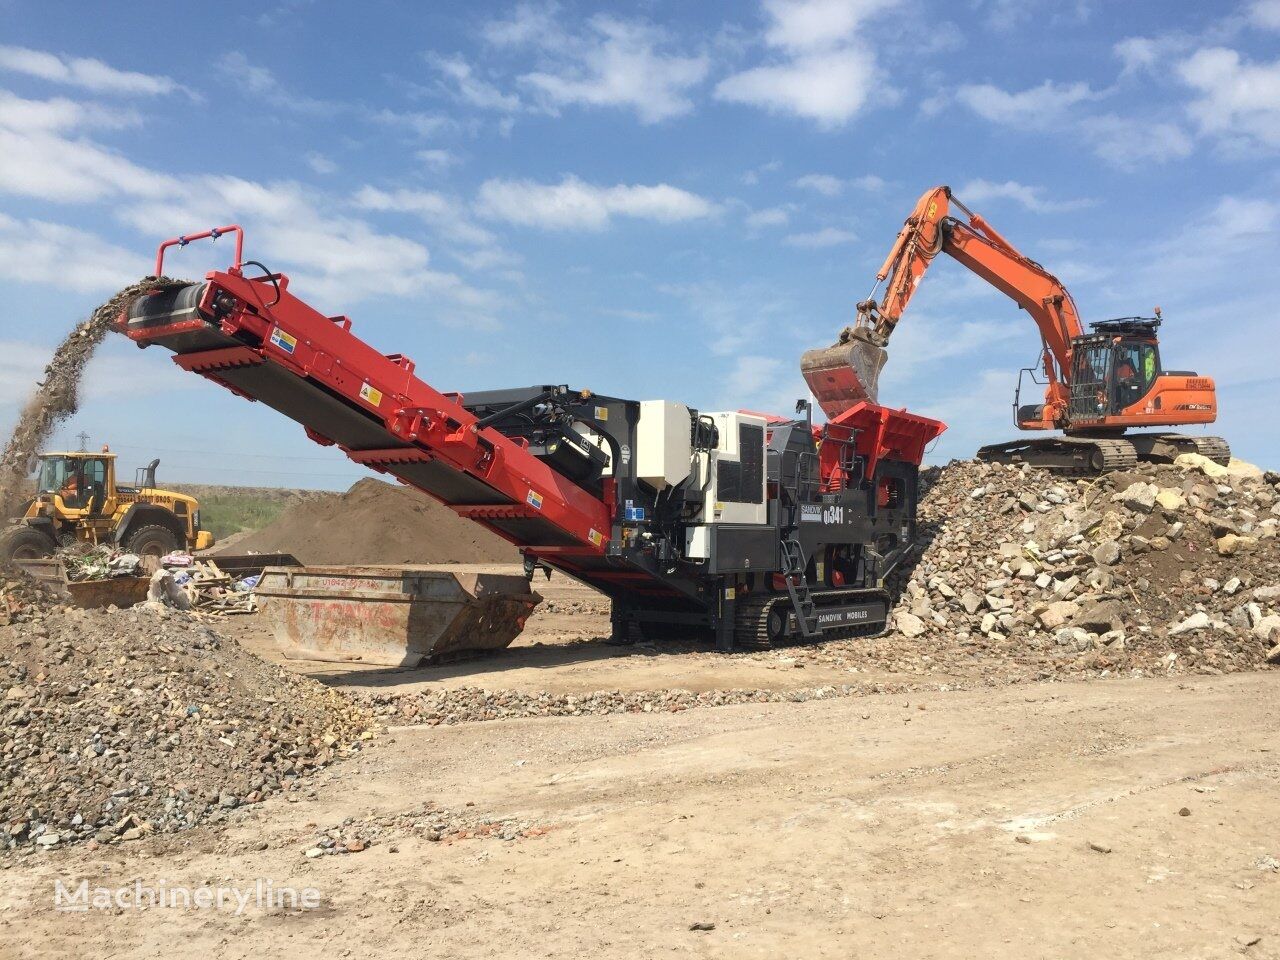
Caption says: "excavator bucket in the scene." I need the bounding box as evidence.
[801,330,889,418]
[254,565,542,667]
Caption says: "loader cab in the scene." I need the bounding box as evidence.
[35,451,116,517]
[1067,319,1161,423]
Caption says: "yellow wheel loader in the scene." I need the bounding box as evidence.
[1,449,214,564]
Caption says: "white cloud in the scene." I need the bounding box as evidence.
[1248,0,1280,29]
[216,52,339,116]
[0,92,175,202]
[0,46,185,97]
[482,2,563,47]
[476,176,718,230]
[740,159,782,185]
[716,47,883,128]
[425,53,521,112]
[352,186,498,247]
[416,148,458,168]
[1180,195,1279,248]
[955,80,1099,127]
[0,214,149,292]
[1178,47,1280,149]
[851,173,886,191]
[485,7,709,123]
[0,84,500,323]
[955,79,1195,169]
[958,179,1094,213]
[760,0,898,50]
[784,226,856,247]
[657,278,794,359]
[792,173,844,196]
[371,108,451,138]
[722,354,811,416]
[305,152,337,175]
[746,206,790,228]
[1113,35,1192,76]
[715,0,899,127]
[0,89,137,132]
[723,354,783,405]
[219,52,456,138]
[110,173,504,319]
[1077,114,1193,168]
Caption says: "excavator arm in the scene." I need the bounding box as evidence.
[802,185,1083,424]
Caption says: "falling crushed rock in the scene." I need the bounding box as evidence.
[0,277,186,516]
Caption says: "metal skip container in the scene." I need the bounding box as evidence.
[254,565,543,667]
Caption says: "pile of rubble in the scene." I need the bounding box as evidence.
[361,683,863,727]
[0,583,375,855]
[871,454,1280,680]
[60,545,144,582]
[299,804,554,857]
[0,568,62,626]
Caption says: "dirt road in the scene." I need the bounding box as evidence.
[4,671,1277,959]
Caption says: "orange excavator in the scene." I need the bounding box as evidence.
[801,185,1229,473]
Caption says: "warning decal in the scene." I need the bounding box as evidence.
[269,327,297,354]
[359,382,383,407]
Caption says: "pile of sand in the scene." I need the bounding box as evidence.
[224,477,520,565]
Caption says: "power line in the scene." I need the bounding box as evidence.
[154,464,364,479]
[107,443,345,463]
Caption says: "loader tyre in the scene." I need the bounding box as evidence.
[0,526,56,565]
[123,524,179,559]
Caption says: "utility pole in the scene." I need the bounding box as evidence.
[75,431,90,451]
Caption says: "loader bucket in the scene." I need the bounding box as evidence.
[800,334,888,418]
[253,565,542,667]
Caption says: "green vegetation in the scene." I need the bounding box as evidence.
[196,492,293,541]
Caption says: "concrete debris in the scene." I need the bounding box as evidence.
[302,803,554,856]
[866,457,1280,680]
[1175,453,1229,480]
[1169,612,1211,636]
[0,573,375,854]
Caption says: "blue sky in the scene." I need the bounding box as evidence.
[0,0,1277,489]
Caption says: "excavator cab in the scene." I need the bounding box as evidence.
[1066,319,1162,425]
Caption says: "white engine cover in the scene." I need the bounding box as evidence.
[690,411,768,529]
[636,400,692,490]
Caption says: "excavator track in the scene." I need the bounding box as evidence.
[976,436,1137,475]
[1127,433,1231,466]
[977,432,1231,475]
[733,589,888,650]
